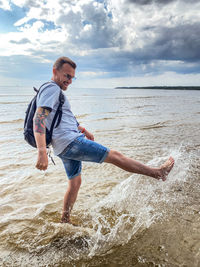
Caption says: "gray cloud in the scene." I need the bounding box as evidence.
[56,2,119,49]
[142,23,200,62]
[18,0,41,8]
[10,38,31,44]
[126,0,175,5]
[126,0,200,5]
[76,46,200,78]
[74,21,200,77]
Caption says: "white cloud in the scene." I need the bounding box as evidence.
[0,0,11,10]
[0,20,65,57]
[1,0,200,86]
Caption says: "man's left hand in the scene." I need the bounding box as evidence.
[84,129,94,141]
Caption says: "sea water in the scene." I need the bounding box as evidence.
[0,86,199,266]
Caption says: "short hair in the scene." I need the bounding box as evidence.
[53,56,76,70]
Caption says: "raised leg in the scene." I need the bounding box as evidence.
[104,150,174,181]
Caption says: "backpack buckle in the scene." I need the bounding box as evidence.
[47,147,56,165]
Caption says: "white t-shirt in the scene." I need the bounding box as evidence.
[36,81,82,155]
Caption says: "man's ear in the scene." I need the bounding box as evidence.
[53,68,57,75]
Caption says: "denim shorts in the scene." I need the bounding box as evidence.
[58,135,110,179]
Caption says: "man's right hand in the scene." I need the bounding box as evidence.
[36,150,48,170]
[33,107,50,171]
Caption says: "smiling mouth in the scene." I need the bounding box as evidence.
[63,81,68,87]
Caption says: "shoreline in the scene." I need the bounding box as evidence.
[115,86,200,90]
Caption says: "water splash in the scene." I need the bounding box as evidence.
[84,146,190,257]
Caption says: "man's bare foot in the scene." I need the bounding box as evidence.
[157,157,175,181]
[61,211,70,223]
[60,212,78,226]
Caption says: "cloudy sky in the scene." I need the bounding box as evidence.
[0,0,200,88]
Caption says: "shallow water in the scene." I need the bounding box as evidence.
[0,87,199,266]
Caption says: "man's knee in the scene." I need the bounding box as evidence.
[104,149,123,163]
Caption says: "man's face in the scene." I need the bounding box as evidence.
[53,63,75,91]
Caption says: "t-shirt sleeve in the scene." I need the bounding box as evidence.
[37,84,60,112]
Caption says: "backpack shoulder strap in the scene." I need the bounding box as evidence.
[54,91,65,128]
[33,87,39,93]
[49,90,65,133]
[35,81,53,95]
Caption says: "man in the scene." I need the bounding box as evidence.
[33,56,174,224]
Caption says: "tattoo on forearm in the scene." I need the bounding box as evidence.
[33,108,49,135]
